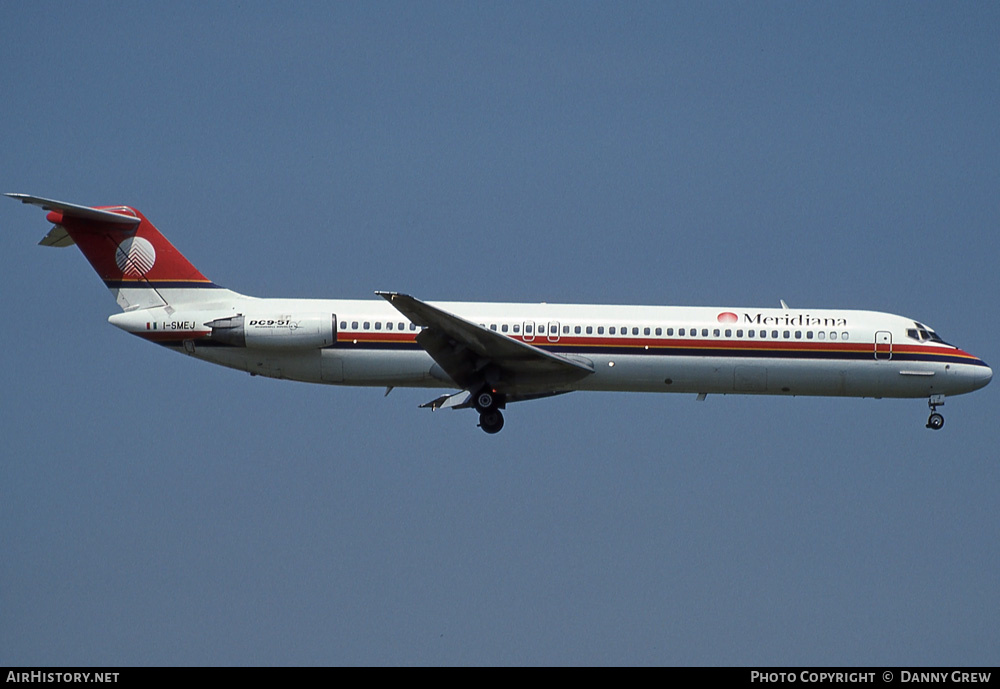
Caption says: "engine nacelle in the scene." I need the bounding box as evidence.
[206,314,335,349]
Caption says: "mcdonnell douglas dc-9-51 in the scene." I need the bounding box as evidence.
[8,194,991,434]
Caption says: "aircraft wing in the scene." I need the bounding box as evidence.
[376,291,594,393]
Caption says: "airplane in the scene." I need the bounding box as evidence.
[7,193,992,434]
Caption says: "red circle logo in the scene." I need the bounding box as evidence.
[717,312,738,323]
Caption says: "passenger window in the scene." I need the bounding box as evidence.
[818,331,825,340]
[563,325,569,334]
[352,321,358,329]
[386,322,393,330]
[794,331,801,339]
[842,332,849,341]
[644,327,650,336]
[725,329,732,337]
[363,321,370,330]
[340,321,347,330]
[748,329,754,337]
[702,329,709,337]
[655,327,662,336]
[759,330,766,338]
[502,324,509,333]
[490,324,497,331]
[586,326,593,334]
[575,326,581,334]
[771,330,778,338]
[806,331,813,339]
[633,327,640,335]
[667,328,674,336]
[375,322,382,330]
[598,326,604,335]
[410,323,417,331]
[736,329,743,337]
[830,332,838,340]
[609,327,616,335]
[513,324,520,333]
[526,324,533,334]
[713,329,720,337]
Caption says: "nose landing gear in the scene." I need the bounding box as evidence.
[926,394,945,430]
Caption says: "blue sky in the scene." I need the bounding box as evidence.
[2,2,998,665]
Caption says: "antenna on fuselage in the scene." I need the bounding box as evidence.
[780,300,790,310]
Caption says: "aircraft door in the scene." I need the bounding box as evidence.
[523,322,535,342]
[548,321,561,343]
[875,331,892,360]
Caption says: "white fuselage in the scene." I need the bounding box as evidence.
[109,294,992,401]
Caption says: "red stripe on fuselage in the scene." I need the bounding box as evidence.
[334,330,975,360]
[137,331,212,342]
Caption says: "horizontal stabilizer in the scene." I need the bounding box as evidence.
[5,193,140,227]
[38,225,75,247]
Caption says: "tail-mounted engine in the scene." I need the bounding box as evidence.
[205,314,335,349]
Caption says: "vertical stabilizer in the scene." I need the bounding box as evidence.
[7,194,237,310]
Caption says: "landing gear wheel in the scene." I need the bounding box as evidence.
[475,391,496,412]
[478,410,504,434]
[926,395,945,430]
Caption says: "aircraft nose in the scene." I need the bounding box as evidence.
[964,358,993,392]
[978,361,993,389]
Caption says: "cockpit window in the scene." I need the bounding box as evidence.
[907,322,951,346]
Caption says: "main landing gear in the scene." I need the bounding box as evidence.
[475,389,506,435]
[926,394,945,430]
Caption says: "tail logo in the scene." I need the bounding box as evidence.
[114,237,156,276]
